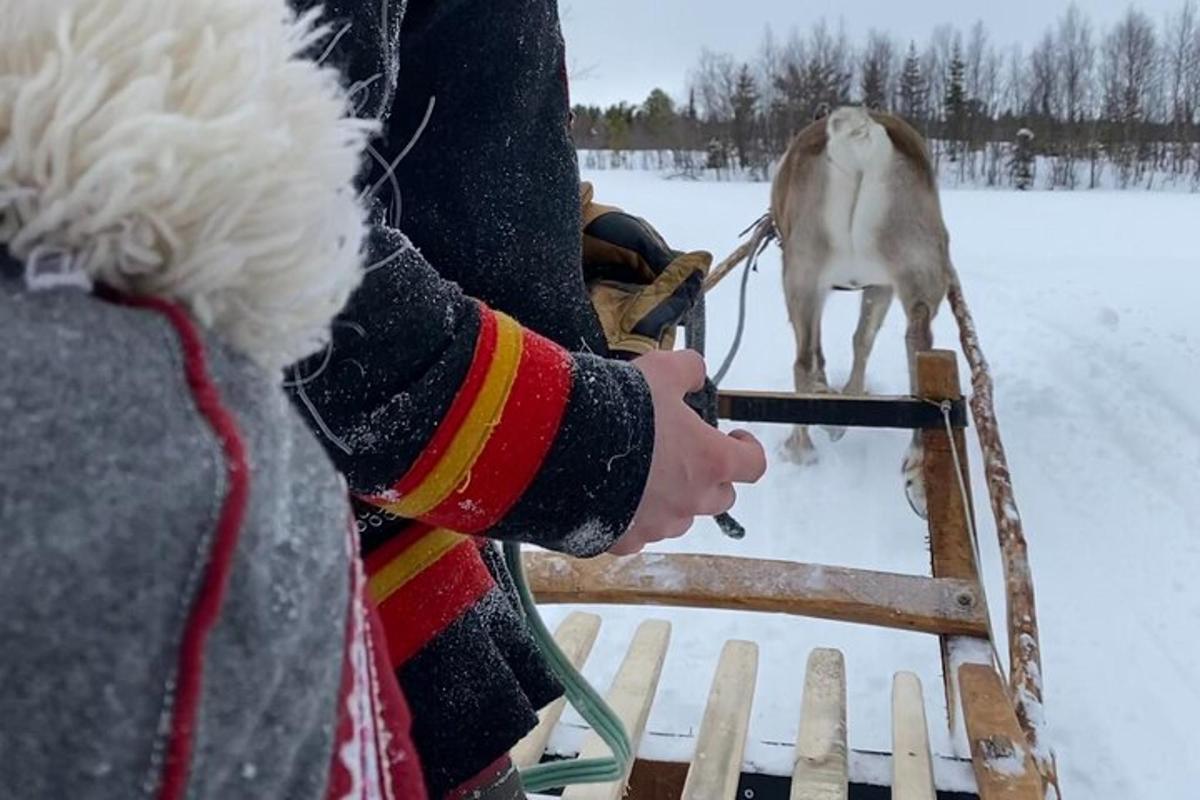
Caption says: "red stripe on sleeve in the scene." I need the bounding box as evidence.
[365,305,498,506]
[420,328,573,533]
[362,520,437,577]
[372,540,494,666]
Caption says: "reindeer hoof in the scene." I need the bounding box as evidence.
[904,477,928,519]
[902,446,928,519]
[784,429,819,465]
[783,444,820,466]
[813,384,845,442]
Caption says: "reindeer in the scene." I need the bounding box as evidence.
[771,106,951,516]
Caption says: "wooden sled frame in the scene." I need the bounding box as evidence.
[519,350,1056,800]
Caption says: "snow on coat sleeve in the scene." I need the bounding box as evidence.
[287,222,654,556]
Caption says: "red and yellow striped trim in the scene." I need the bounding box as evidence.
[365,524,494,666]
[367,527,466,605]
[364,304,573,533]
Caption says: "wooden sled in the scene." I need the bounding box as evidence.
[515,351,1058,800]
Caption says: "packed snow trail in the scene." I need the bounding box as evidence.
[538,170,1200,798]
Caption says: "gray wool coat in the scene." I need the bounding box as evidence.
[0,265,361,799]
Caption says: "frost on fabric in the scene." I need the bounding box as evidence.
[369,487,403,504]
[558,518,617,556]
[295,0,403,124]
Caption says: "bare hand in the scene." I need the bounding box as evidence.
[609,350,767,556]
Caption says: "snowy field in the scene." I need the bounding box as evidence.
[540,169,1200,798]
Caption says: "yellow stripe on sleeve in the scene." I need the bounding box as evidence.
[367,528,467,604]
[382,313,525,519]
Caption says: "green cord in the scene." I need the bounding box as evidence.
[502,542,632,793]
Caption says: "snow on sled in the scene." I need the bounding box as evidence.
[515,349,1060,800]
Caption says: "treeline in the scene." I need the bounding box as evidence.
[570,2,1200,188]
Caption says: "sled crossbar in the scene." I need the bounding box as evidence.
[523,553,989,637]
[717,390,968,430]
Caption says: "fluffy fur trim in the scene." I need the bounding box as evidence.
[0,0,377,369]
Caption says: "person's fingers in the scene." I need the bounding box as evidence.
[610,512,694,556]
[722,430,768,483]
[728,428,757,443]
[691,424,767,485]
[609,520,655,554]
[666,349,706,394]
[696,483,737,516]
[662,514,695,541]
[607,536,642,556]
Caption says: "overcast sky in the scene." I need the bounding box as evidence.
[560,0,1188,107]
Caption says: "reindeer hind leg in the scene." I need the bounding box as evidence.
[784,275,828,464]
[844,284,894,396]
[901,296,935,518]
[824,284,895,443]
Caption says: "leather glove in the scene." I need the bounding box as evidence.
[580,182,711,358]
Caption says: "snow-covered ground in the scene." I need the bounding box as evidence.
[541,169,1200,798]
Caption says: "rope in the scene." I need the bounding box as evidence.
[703,212,773,292]
[711,256,752,387]
[927,399,1007,683]
[502,542,632,792]
[710,215,776,387]
[684,293,706,357]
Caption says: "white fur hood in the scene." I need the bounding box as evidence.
[0,0,376,370]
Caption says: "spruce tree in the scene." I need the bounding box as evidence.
[641,88,676,139]
[731,65,760,168]
[860,32,893,110]
[862,59,887,110]
[899,42,927,124]
[944,42,968,161]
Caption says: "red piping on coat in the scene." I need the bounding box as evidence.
[115,294,251,800]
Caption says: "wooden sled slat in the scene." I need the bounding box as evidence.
[958,664,1042,800]
[680,640,759,800]
[791,648,847,800]
[511,612,602,769]
[891,672,936,800]
[524,552,988,637]
[917,351,985,755]
[563,619,672,800]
